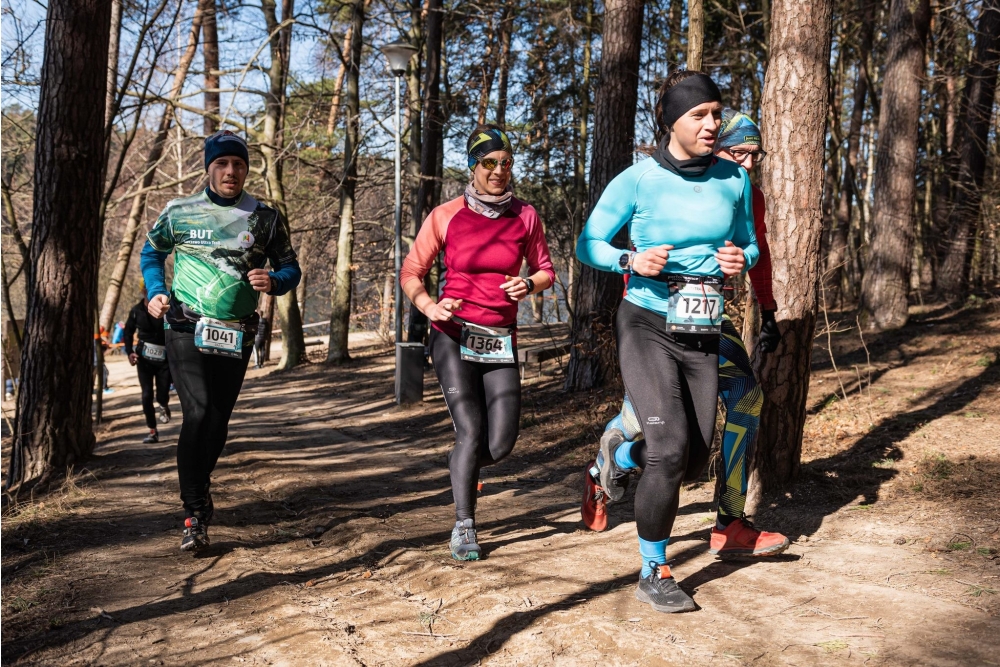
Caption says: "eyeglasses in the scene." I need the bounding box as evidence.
[728,148,767,162]
[477,157,514,172]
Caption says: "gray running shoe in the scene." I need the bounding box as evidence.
[157,405,171,424]
[634,562,695,613]
[142,430,159,444]
[450,519,481,561]
[598,428,631,503]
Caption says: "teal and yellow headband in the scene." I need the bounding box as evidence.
[718,109,761,148]
[467,128,513,169]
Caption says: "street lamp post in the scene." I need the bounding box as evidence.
[379,39,421,405]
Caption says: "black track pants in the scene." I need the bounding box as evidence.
[430,328,521,522]
[617,299,719,543]
[165,329,252,518]
[136,357,171,429]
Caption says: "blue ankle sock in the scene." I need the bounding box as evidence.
[614,440,638,470]
[638,537,669,578]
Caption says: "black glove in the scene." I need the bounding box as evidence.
[759,309,781,354]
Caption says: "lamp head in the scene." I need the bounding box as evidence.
[380,39,419,76]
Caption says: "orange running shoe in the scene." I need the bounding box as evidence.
[709,515,790,558]
[581,461,608,532]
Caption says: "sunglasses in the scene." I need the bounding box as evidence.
[476,157,514,172]
[727,148,767,162]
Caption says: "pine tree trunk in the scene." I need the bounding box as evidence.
[97,6,205,333]
[475,17,496,125]
[564,0,644,392]
[104,0,122,133]
[261,0,305,369]
[569,0,595,318]
[406,0,424,238]
[327,0,364,363]
[528,19,552,175]
[407,0,443,343]
[744,0,833,510]
[668,0,684,66]
[9,0,112,494]
[859,0,930,330]
[201,0,220,135]
[937,0,1000,298]
[325,22,354,136]
[494,0,514,126]
[380,272,393,337]
[827,0,876,304]
[687,0,705,70]
[930,7,958,255]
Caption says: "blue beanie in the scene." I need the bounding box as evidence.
[718,109,761,149]
[204,130,249,169]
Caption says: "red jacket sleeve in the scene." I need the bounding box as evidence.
[520,204,556,285]
[400,198,462,288]
[748,185,777,311]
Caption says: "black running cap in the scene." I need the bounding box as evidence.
[660,74,723,128]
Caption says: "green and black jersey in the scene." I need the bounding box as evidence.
[145,190,297,321]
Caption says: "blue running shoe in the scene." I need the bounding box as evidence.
[450,519,481,561]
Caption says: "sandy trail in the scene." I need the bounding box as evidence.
[3,305,999,666]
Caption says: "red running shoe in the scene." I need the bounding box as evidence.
[581,461,608,532]
[709,515,790,558]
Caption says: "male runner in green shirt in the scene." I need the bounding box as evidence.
[141,130,301,551]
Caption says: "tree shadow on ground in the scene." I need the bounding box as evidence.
[805,304,981,413]
[401,313,1000,666]
[760,355,1000,538]
[3,309,995,664]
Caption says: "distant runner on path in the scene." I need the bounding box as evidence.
[576,71,759,613]
[401,124,555,561]
[124,283,173,444]
[141,130,301,552]
[582,109,790,561]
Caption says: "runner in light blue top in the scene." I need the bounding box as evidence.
[574,70,758,614]
[576,154,758,316]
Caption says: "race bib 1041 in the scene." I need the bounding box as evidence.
[194,317,244,358]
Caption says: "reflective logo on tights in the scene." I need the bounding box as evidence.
[646,416,664,425]
[447,387,459,394]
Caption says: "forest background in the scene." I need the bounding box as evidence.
[2,0,1000,494]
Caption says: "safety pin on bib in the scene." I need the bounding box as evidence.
[451,316,503,337]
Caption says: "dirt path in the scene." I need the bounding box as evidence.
[3,304,999,666]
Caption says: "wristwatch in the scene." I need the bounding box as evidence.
[618,251,636,273]
[524,277,535,295]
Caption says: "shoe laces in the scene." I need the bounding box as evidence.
[456,521,477,545]
[646,561,672,581]
[184,516,206,536]
[738,513,760,532]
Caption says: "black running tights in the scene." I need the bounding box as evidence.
[617,299,719,543]
[430,328,521,522]
[136,357,171,429]
[165,329,252,518]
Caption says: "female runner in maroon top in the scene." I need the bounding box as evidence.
[401,125,555,561]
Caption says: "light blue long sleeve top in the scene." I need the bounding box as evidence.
[576,156,758,317]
